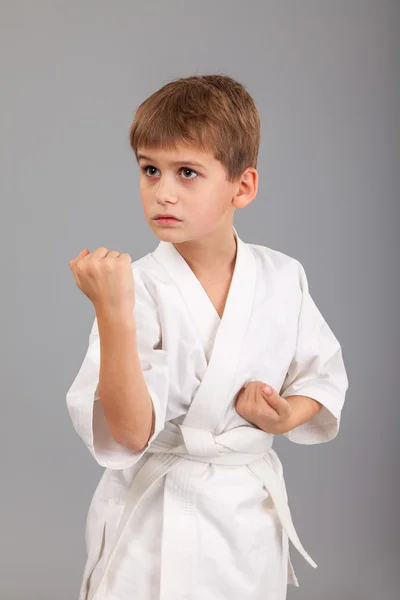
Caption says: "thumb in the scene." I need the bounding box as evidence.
[261,384,273,396]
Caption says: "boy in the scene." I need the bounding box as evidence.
[67,74,348,600]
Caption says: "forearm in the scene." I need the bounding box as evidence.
[280,395,323,434]
[96,307,154,451]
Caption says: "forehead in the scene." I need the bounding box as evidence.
[136,142,217,169]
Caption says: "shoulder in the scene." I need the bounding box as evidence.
[246,240,305,284]
[130,251,172,307]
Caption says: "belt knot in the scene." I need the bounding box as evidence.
[178,424,219,458]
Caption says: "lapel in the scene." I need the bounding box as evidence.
[152,226,257,432]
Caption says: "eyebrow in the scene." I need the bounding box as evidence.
[137,154,207,169]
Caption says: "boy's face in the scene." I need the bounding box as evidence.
[136,142,256,242]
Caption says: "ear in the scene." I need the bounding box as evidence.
[232,168,258,209]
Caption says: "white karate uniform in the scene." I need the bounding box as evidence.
[66,226,348,600]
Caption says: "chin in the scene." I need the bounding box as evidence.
[149,223,186,242]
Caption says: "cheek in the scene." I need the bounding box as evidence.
[139,186,152,205]
[193,185,229,214]
[192,203,221,225]
[139,180,149,193]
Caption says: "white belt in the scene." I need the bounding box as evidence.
[90,424,317,599]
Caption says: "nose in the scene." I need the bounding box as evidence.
[155,175,177,205]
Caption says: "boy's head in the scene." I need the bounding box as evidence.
[129,74,260,242]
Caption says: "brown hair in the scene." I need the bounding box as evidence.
[129,73,260,183]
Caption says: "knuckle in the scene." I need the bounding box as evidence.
[76,257,88,269]
[103,260,114,271]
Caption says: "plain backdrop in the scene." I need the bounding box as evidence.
[2,1,399,599]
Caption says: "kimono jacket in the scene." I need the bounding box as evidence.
[66,226,349,600]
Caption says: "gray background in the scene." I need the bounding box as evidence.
[3,1,399,598]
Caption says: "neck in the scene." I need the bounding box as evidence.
[173,225,237,278]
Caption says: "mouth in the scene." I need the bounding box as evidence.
[153,215,182,223]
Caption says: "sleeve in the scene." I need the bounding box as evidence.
[279,260,349,445]
[65,268,169,469]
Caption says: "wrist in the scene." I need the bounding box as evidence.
[95,303,136,327]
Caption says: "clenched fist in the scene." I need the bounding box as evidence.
[69,247,135,316]
[235,380,292,435]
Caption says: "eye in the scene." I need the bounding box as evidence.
[141,165,159,177]
[180,167,198,180]
[140,164,198,181]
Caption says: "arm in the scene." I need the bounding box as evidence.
[236,381,323,435]
[279,394,323,434]
[279,260,348,444]
[96,308,154,452]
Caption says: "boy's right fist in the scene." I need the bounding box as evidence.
[69,247,135,316]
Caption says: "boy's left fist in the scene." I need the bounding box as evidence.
[235,380,292,435]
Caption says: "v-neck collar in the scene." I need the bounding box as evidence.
[151,226,255,361]
[154,226,240,318]
[151,227,238,346]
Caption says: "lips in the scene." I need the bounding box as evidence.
[154,215,181,221]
